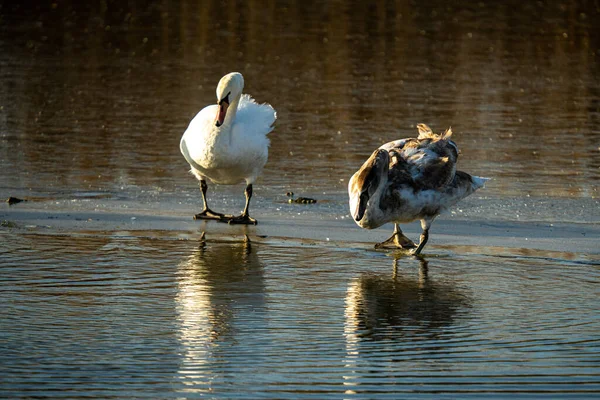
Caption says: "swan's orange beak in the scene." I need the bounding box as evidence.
[215,101,229,127]
[215,92,231,127]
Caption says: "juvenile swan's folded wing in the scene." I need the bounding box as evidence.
[400,126,458,190]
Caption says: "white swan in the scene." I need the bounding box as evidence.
[180,72,276,225]
[348,124,489,255]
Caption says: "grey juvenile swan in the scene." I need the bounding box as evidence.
[348,124,488,255]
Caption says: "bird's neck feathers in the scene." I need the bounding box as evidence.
[212,94,242,148]
[361,182,390,229]
[218,94,242,130]
[350,168,389,229]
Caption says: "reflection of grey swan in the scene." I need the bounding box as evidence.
[348,124,488,254]
[180,72,277,225]
[344,258,470,341]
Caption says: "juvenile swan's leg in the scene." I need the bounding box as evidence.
[375,224,416,249]
[227,184,258,225]
[411,219,434,255]
[194,180,231,221]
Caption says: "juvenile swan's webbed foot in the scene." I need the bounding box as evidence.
[375,234,416,249]
[375,224,416,249]
[193,208,231,221]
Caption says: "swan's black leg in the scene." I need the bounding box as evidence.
[227,184,257,225]
[194,180,231,220]
[410,219,434,255]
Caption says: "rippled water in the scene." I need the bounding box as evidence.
[1,0,600,398]
[1,232,599,398]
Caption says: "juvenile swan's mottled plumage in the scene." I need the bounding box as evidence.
[348,124,488,254]
[180,72,276,225]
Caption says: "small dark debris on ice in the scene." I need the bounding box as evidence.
[6,197,25,205]
[286,192,317,204]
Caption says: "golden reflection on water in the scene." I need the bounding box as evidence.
[175,235,265,392]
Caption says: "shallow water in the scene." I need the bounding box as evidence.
[1,232,599,398]
[1,0,600,398]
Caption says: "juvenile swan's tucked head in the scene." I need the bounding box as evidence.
[348,149,389,224]
[215,72,245,127]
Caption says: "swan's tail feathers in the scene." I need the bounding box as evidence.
[472,175,491,190]
[417,123,434,139]
[238,93,277,134]
[270,110,278,129]
[416,123,453,141]
[442,127,453,139]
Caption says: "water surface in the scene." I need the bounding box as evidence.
[1,233,599,398]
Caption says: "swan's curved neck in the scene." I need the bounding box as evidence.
[370,179,388,211]
[360,176,390,229]
[221,93,242,129]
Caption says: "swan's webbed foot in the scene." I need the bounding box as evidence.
[193,208,231,221]
[224,214,257,225]
[218,184,258,225]
[375,232,416,249]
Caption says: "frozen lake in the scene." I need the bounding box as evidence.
[1,0,599,398]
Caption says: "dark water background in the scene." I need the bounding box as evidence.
[1,0,600,398]
[1,0,599,213]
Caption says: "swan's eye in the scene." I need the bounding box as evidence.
[219,92,231,105]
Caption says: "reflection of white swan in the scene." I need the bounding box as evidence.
[344,258,470,390]
[176,252,213,392]
[348,124,488,254]
[175,236,265,394]
[180,72,277,225]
